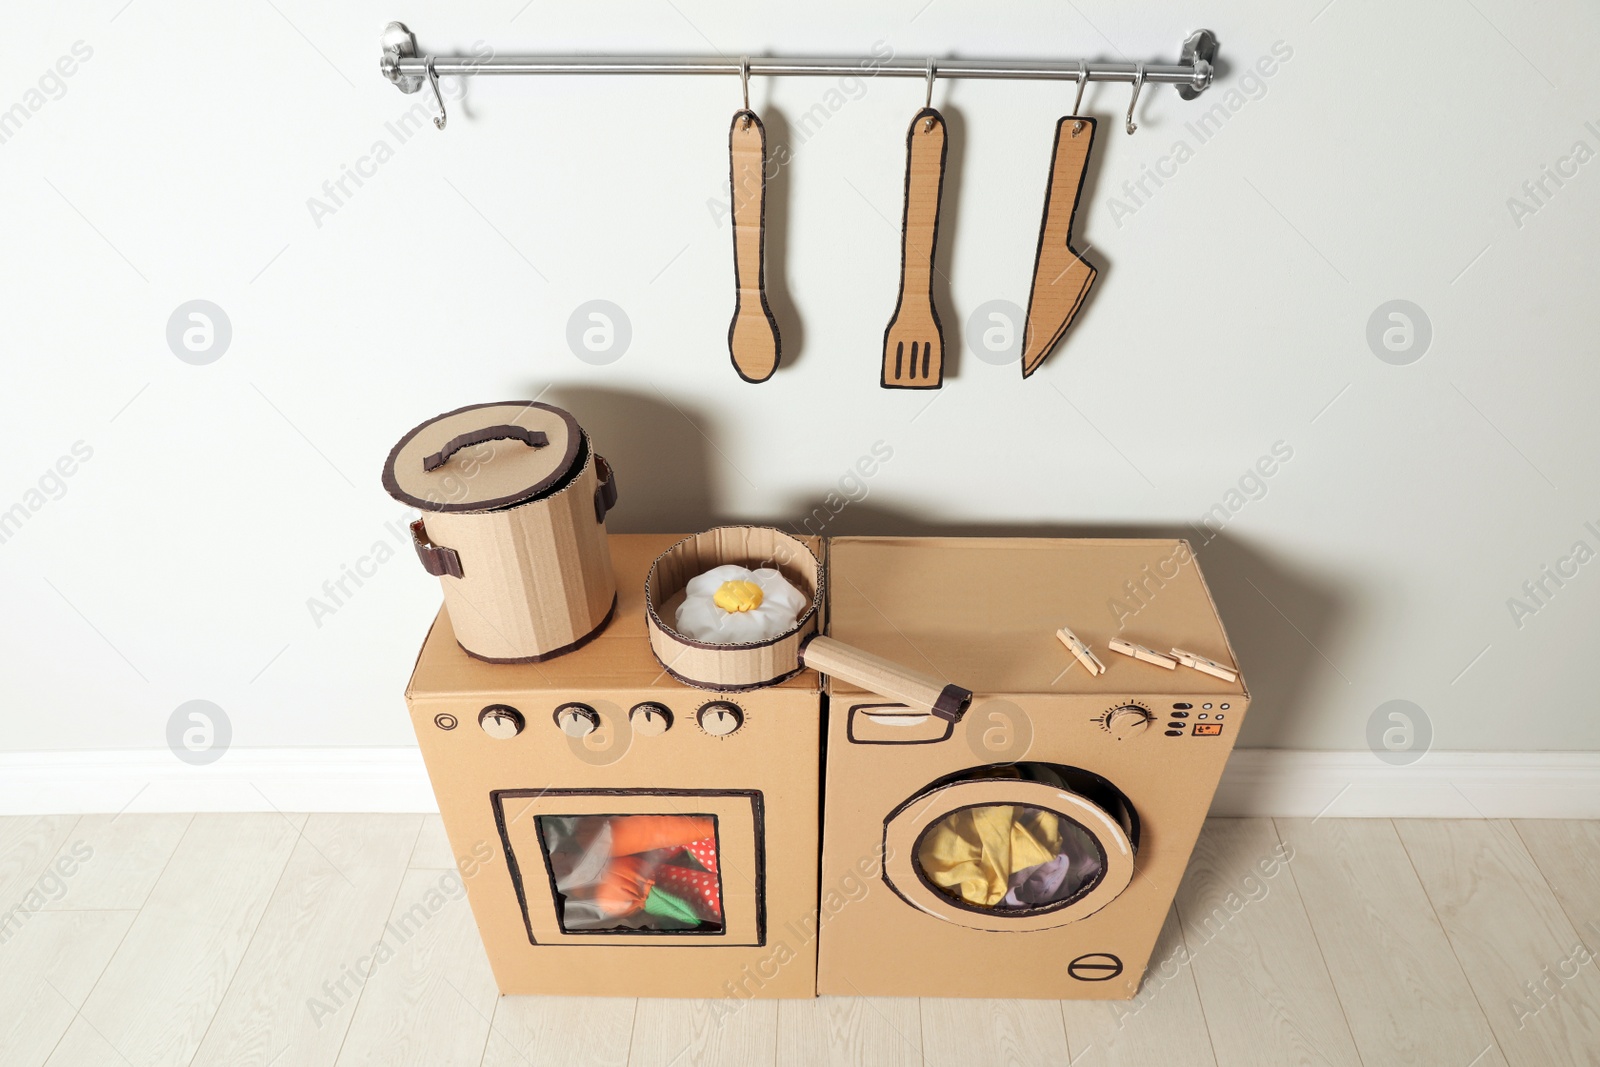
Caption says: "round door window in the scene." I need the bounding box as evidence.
[883,763,1138,932]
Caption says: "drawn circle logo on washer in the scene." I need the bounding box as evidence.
[1067,953,1124,982]
[963,698,1034,763]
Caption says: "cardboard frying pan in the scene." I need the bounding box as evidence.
[645,526,972,721]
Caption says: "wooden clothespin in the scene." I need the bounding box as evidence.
[1171,647,1238,682]
[1108,637,1177,669]
[1055,626,1105,675]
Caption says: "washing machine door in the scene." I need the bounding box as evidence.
[881,765,1137,932]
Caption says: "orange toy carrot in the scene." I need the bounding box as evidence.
[607,815,716,857]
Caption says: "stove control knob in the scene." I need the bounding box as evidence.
[478,705,525,740]
[697,701,744,737]
[554,703,601,738]
[630,702,674,737]
[1103,704,1154,739]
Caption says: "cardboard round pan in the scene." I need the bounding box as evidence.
[645,526,971,720]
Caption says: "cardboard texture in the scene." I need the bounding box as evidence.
[728,111,781,383]
[1021,116,1098,378]
[815,537,1247,1000]
[645,526,824,691]
[798,635,968,721]
[404,533,1246,1001]
[406,534,821,998]
[645,526,971,718]
[882,107,949,389]
[384,402,618,662]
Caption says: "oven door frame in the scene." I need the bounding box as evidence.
[492,787,766,947]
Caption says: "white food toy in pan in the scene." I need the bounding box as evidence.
[646,526,972,721]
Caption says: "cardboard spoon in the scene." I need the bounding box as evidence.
[728,110,780,382]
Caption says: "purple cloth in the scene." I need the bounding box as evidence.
[1000,849,1102,908]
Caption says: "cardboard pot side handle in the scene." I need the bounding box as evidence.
[410,519,464,578]
[593,455,618,523]
[423,425,549,472]
[799,635,972,721]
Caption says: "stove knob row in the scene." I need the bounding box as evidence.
[474,701,721,740]
[697,701,745,737]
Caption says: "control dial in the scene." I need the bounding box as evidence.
[629,702,674,737]
[478,705,524,740]
[697,701,745,737]
[1100,703,1154,739]
[554,703,601,738]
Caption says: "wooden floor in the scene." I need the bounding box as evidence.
[4,816,1600,1066]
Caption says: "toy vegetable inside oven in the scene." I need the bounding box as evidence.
[382,400,618,662]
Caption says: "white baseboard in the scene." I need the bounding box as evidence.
[1209,750,1600,819]
[1,748,1598,818]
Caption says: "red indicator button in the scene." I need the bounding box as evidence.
[1192,723,1224,736]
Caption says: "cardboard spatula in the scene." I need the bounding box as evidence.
[882,107,948,389]
[728,110,780,383]
[1021,116,1098,378]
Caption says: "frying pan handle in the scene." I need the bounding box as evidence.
[422,425,548,472]
[799,635,972,722]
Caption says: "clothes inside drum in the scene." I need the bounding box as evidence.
[915,765,1106,911]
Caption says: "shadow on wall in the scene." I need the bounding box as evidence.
[929,103,966,383]
[519,386,1343,751]
[536,384,717,534]
[758,108,805,370]
[744,504,1344,753]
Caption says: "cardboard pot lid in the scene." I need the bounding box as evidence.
[383,401,584,513]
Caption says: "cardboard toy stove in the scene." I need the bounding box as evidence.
[404,527,1247,1000]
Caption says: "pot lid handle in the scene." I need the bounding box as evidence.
[422,425,548,472]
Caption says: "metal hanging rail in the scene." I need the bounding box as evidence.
[378,23,1219,131]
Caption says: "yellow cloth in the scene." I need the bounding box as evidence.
[918,805,1064,907]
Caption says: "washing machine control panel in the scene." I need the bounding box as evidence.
[1163,701,1233,737]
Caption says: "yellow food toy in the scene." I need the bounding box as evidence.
[674,564,807,644]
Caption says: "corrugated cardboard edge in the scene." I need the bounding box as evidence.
[645,526,824,690]
[1181,538,1251,703]
[820,536,1246,698]
[428,435,617,661]
[382,400,582,513]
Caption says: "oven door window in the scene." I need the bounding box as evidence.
[493,789,765,947]
[539,814,725,934]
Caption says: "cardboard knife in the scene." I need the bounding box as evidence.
[1021,116,1098,378]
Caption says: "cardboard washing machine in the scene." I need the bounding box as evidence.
[815,537,1247,1000]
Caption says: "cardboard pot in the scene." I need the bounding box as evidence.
[383,401,618,662]
[645,526,971,718]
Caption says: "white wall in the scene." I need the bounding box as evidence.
[3,1,1596,756]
